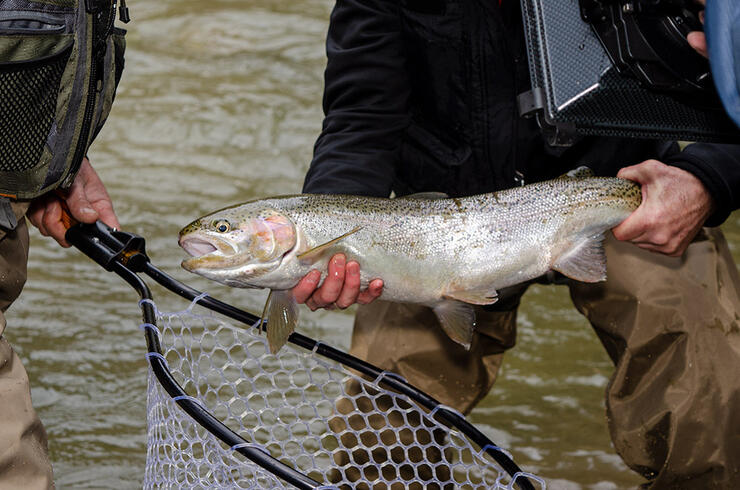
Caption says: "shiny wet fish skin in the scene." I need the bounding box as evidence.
[179,168,641,354]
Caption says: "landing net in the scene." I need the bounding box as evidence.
[143,297,545,489]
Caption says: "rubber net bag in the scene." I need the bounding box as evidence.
[143,297,545,489]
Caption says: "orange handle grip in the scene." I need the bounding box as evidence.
[54,191,78,230]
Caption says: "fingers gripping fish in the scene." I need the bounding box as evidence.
[179,168,641,354]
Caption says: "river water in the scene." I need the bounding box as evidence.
[6,1,739,488]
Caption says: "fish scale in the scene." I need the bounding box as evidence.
[179,168,641,353]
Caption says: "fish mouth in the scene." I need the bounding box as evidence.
[179,234,237,271]
[180,237,218,257]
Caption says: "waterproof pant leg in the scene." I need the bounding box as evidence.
[0,207,54,490]
[328,294,522,489]
[569,229,740,489]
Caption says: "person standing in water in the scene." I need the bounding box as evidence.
[293,0,740,487]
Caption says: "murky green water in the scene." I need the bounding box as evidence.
[5,1,739,488]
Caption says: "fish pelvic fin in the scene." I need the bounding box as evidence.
[432,300,476,350]
[264,289,299,354]
[552,232,607,283]
[297,226,363,264]
[443,288,498,306]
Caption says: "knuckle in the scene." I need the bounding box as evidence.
[665,240,684,256]
[318,290,337,304]
[344,279,361,293]
[338,289,359,308]
[344,269,361,286]
[652,235,669,247]
[306,271,320,284]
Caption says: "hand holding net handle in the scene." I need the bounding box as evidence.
[55,190,78,230]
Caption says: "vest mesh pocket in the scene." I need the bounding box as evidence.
[0,46,71,173]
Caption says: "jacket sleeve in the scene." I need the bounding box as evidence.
[302,0,410,197]
[664,143,740,226]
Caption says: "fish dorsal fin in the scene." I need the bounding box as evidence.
[443,288,498,306]
[404,192,449,200]
[297,226,363,264]
[552,232,607,283]
[263,289,299,354]
[559,166,595,180]
[432,300,476,350]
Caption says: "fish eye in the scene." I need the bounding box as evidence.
[213,220,230,233]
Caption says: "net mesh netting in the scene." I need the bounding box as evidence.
[143,297,545,489]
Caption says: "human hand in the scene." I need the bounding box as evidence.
[686,0,708,58]
[292,253,383,310]
[612,159,714,257]
[28,157,120,248]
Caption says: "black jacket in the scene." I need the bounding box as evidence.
[303,0,740,225]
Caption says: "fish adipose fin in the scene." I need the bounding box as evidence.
[297,226,363,263]
[443,288,498,306]
[552,232,607,283]
[263,289,299,354]
[433,301,476,350]
[560,166,595,179]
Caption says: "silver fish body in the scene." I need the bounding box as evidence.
[179,168,641,353]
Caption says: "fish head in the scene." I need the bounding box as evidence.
[179,203,297,288]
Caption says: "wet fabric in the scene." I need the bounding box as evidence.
[347,230,740,488]
[0,203,54,490]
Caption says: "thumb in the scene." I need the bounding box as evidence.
[617,160,660,185]
[64,181,98,224]
[616,164,643,183]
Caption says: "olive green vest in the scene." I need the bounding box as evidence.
[0,0,127,208]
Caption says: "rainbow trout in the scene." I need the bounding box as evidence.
[179,168,641,354]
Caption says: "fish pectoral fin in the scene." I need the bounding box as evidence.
[297,226,363,264]
[403,192,449,200]
[264,289,299,354]
[432,301,476,350]
[552,232,607,283]
[443,288,498,306]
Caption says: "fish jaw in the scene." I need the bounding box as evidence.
[179,230,282,288]
[179,231,239,270]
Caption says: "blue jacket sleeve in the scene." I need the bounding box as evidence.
[665,143,740,226]
[302,0,410,197]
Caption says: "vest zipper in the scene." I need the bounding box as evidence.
[66,1,117,186]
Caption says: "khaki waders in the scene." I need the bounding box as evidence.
[331,229,740,489]
[0,203,54,490]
